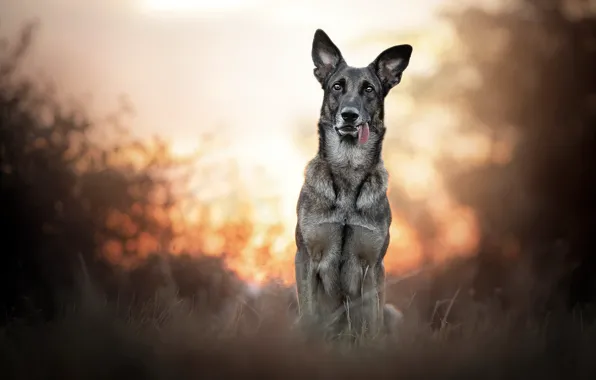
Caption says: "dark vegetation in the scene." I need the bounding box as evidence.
[1,0,596,378]
[433,0,596,317]
[0,21,244,325]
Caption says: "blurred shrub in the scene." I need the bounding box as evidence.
[0,22,241,324]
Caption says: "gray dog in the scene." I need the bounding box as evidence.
[294,29,412,341]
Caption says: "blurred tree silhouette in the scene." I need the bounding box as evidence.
[0,22,241,324]
[402,0,596,312]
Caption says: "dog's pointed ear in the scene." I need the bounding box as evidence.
[370,44,412,95]
[312,29,344,85]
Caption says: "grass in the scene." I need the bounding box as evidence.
[1,262,596,380]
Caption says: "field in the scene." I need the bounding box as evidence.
[2,1,596,378]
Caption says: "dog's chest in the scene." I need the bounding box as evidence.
[334,187,357,216]
[299,156,388,232]
[329,173,368,224]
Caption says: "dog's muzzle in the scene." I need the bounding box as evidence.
[335,123,370,144]
[336,125,359,138]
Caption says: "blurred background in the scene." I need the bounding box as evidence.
[1,0,596,343]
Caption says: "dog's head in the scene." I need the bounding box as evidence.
[312,29,412,145]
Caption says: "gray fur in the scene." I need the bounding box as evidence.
[295,29,413,340]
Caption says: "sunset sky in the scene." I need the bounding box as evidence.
[2,0,464,142]
[1,0,501,282]
[3,0,457,212]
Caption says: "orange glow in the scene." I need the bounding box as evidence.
[97,132,487,285]
[5,0,511,285]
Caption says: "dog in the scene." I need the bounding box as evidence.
[294,29,412,341]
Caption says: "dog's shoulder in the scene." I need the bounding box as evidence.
[366,160,389,191]
[302,155,335,203]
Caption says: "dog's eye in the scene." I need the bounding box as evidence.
[332,83,342,91]
[365,86,374,93]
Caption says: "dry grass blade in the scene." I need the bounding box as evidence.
[441,288,461,331]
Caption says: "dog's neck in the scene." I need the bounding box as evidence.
[317,120,386,188]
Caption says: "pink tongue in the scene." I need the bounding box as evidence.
[358,123,370,144]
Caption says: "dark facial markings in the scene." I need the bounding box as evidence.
[322,67,384,131]
[327,68,380,94]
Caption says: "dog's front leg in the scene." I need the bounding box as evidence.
[295,219,321,322]
[299,223,343,330]
[295,252,342,336]
[340,226,387,339]
[294,248,311,319]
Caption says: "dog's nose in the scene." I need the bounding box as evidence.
[340,108,360,123]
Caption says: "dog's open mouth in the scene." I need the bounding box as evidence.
[336,123,370,144]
